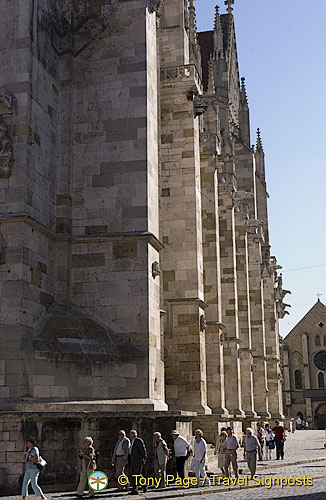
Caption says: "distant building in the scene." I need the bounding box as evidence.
[282,300,326,429]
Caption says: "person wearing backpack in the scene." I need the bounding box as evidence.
[264,423,275,460]
[77,436,97,498]
[22,437,47,500]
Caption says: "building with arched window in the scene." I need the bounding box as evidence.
[318,372,324,389]
[294,370,302,389]
[282,300,326,429]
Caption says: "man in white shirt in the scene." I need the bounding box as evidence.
[243,428,260,479]
[111,430,130,491]
[225,427,239,479]
[171,430,192,480]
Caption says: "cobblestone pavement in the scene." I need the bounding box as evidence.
[6,430,326,500]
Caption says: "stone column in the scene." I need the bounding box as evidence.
[160,65,211,414]
[247,222,270,417]
[217,163,244,417]
[234,208,256,417]
[200,136,227,416]
[263,253,284,418]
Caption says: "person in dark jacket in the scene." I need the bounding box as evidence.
[128,430,147,495]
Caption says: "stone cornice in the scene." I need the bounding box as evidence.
[167,297,208,309]
[224,336,241,343]
[0,213,164,251]
[160,64,203,94]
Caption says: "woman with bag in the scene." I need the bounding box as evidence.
[77,436,97,498]
[214,430,228,477]
[22,437,47,500]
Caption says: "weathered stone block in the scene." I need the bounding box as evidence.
[72,253,105,267]
[112,241,137,260]
[85,225,108,234]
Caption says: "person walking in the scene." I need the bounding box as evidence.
[77,436,96,498]
[214,430,227,476]
[256,422,265,460]
[128,430,147,495]
[272,420,286,460]
[224,427,239,479]
[112,430,130,491]
[243,428,260,479]
[193,429,210,486]
[171,430,191,480]
[22,437,47,500]
[264,423,274,460]
[153,432,169,488]
[296,416,302,430]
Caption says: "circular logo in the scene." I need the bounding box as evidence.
[88,470,108,492]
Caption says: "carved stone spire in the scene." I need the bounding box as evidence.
[207,58,215,94]
[188,0,202,74]
[189,0,196,45]
[213,5,224,53]
[256,128,263,151]
[214,4,220,30]
[224,0,235,14]
[239,78,250,147]
[240,77,248,107]
[255,128,265,181]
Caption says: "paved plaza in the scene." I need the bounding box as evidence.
[6,430,325,500]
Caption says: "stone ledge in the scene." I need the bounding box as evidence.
[0,398,173,414]
[0,213,164,251]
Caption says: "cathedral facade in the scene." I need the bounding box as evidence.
[282,300,326,429]
[0,0,289,492]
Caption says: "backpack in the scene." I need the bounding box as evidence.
[268,440,275,449]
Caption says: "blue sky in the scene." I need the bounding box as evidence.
[196,0,326,337]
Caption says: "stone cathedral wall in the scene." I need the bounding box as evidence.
[0,0,165,405]
[0,0,290,493]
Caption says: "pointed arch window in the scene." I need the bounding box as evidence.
[318,372,324,389]
[294,370,302,389]
[315,335,320,346]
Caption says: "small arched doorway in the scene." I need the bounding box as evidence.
[314,403,326,430]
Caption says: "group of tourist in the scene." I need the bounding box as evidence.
[76,428,208,496]
[296,416,309,430]
[21,421,286,498]
[214,420,286,480]
[109,428,194,495]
